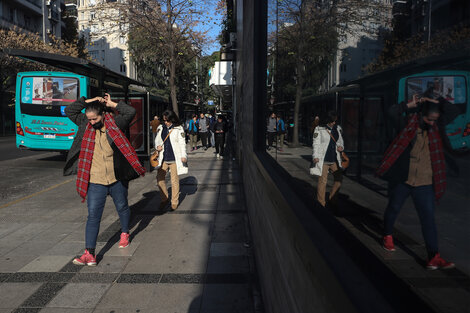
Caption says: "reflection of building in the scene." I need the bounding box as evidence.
[0,0,66,42]
[77,0,136,79]
[392,0,470,41]
[322,0,393,91]
[209,61,233,109]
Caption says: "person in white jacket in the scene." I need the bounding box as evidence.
[154,110,188,210]
[311,111,345,207]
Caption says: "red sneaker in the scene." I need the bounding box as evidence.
[119,232,130,248]
[383,235,396,252]
[426,253,455,270]
[73,249,97,266]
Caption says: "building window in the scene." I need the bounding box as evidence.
[90,11,95,20]
[89,50,99,60]
[120,64,126,73]
[119,36,126,44]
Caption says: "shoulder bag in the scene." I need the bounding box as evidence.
[326,129,350,169]
[150,129,172,168]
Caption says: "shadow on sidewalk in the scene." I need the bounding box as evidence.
[96,176,198,261]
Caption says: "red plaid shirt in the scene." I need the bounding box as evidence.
[376,114,446,200]
[76,113,145,201]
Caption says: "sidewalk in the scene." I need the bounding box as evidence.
[270,144,470,313]
[0,148,261,313]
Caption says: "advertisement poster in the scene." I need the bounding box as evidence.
[22,77,78,105]
[407,76,466,104]
[114,97,144,152]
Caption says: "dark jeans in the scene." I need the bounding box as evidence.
[86,181,130,249]
[267,132,276,148]
[215,134,225,155]
[200,132,208,148]
[384,183,438,257]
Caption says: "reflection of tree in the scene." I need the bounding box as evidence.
[101,0,213,116]
[271,0,390,147]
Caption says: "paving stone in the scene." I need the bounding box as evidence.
[21,282,67,308]
[145,284,203,312]
[45,242,84,256]
[80,256,130,273]
[5,241,57,257]
[200,284,252,311]
[160,274,204,284]
[39,308,93,313]
[94,283,157,309]
[0,255,39,272]
[12,308,42,313]
[0,273,12,282]
[6,272,74,283]
[46,283,110,309]
[70,273,119,283]
[0,283,42,309]
[95,241,140,257]
[206,256,250,274]
[210,243,248,257]
[19,256,73,273]
[116,274,161,284]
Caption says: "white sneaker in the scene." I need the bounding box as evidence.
[220,156,223,160]
[216,154,220,159]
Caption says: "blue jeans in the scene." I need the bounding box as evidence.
[85,181,130,249]
[384,183,438,257]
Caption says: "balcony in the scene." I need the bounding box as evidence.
[11,0,43,16]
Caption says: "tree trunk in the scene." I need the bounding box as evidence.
[292,57,303,147]
[167,0,179,116]
[169,46,178,116]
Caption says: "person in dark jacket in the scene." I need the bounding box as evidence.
[64,94,146,266]
[376,95,454,270]
[212,115,227,159]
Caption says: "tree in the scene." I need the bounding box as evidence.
[62,9,88,58]
[106,0,213,116]
[0,27,82,134]
[272,0,390,147]
[366,24,470,73]
[0,27,81,103]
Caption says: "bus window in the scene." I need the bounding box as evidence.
[20,76,79,116]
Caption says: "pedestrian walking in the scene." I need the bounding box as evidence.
[64,94,146,266]
[198,113,210,150]
[376,95,455,270]
[209,113,216,148]
[311,111,345,207]
[155,110,188,210]
[150,115,160,147]
[188,114,199,151]
[212,115,227,159]
[276,114,286,152]
[266,112,277,150]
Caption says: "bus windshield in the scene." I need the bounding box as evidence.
[20,76,79,116]
[406,75,467,105]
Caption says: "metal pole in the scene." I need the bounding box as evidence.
[42,1,46,42]
[428,0,432,42]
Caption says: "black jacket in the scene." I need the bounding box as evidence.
[63,97,139,182]
[212,120,227,135]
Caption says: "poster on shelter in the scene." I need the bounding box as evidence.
[22,77,78,105]
[406,76,466,104]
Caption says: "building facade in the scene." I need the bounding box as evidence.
[393,0,470,41]
[323,0,393,90]
[77,0,136,79]
[0,0,65,42]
